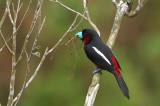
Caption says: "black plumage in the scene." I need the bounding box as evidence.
[76,29,129,99]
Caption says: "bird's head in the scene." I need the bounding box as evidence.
[75,29,99,44]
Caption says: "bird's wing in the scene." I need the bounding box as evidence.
[84,45,114,71]
[104,45,122,71]
[113,55,122,71]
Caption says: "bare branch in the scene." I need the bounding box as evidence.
[7,1,18,104]
[8,2,45,105]
[13,47,49,104]
[64,36,76,46]
[69,11,85,32]
[126,0,133,12]
[16,0,43,65]
[7,0,32,105]
[13,50,30,106]
[17,0,32,31]
[7,0,14,25]
[112,0,118,7]
[0,30,13,53]
[126,0,147,17]
[47,14,79,54]
[0,0,12,29]
[29,17,46,61]
[16,0,23,14]
[107,6,123,48]
[84,73,101,106]
[50,0,87,20]
[0,36,12,53]
[26,48,48,90]
[12,3,16,15]
[51,0,100,36]
[0,0,47,105]
[83,0,100,36]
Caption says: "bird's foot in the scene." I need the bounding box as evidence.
[92,69,102,76]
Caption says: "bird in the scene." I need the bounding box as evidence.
[75,29,129,99]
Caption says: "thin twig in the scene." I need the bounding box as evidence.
[11,2,45,105]
[50,0,87,20]
[47,14,79,54]
[13,50,30,106]
[12,47,49,104]
[0,30,13,53]
[51,0,100,36]
[16,0,43,65]
[28,17,46,61]
[0,36,12,53]
[67,40,78,80]
[1,0,47,105]
[65,36,76,46]
[69,11,85,32]
[83,0,100,36]
[7,1,43,105]
[0,0,12,29]
[7,0,14,25]
[12,3,16,15]
[126,0,147,17]
[16,0,32,31]
[13,69,29,106]
[26,48,48,89]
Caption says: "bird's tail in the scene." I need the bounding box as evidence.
[114,73,130,99]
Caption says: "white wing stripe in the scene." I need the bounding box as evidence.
[92,47,111,65]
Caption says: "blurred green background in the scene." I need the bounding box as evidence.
[0,0,160,106]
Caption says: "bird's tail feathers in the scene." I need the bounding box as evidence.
[114,73,130,99]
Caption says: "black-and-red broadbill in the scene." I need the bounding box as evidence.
[75,29,129,99]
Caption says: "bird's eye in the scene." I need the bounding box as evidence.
[83,33,87,36]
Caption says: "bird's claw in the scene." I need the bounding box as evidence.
[92,69,102,76]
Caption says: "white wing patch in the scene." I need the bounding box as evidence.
[92,46,111,65]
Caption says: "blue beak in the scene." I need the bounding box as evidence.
[75,32,83,39]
